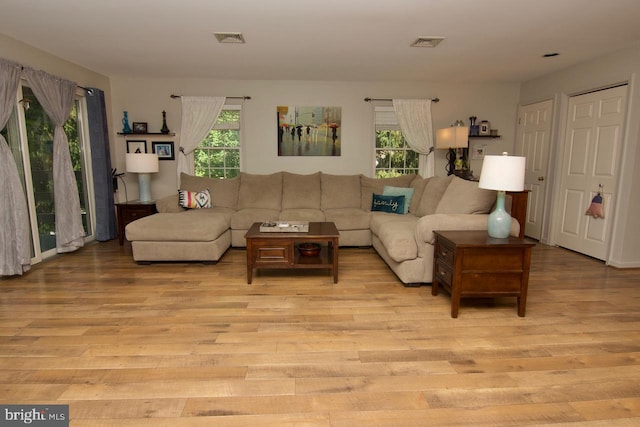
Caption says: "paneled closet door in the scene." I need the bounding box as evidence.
[555,85,627,261]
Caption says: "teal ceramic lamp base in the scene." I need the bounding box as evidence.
[487,190,512,238]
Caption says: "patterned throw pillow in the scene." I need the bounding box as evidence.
[371,193,405,214]
[178,188,211,209]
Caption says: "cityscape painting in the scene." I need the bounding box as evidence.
[277,105,341,156]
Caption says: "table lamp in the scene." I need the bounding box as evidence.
[435,124,468,175]
[125,153,159,202]
[478,152,526,238]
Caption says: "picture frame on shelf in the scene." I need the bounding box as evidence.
[132,122,148,134]
[126,139,147,153]
[152,141,175,160]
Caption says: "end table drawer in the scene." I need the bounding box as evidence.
[122,208,153,222]
[435,241,455,266]
[435,260,453,286]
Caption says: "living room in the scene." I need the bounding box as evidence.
[1,1,640,425]
[2,3,640,269]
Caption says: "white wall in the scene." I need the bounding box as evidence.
[520,44,640,267]
[109,76,520,199]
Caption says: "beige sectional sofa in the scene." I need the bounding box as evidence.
[125,171,518,285]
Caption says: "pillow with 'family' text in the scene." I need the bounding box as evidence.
[371,193,405,215]
[383,186,414,214]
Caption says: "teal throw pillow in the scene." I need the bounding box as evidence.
[383,185,414,214]
[371,193,405,214]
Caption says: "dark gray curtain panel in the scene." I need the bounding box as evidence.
[86,88,117,241]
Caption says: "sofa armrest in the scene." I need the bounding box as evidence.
[156,194,185,213]
[415,213,520,245]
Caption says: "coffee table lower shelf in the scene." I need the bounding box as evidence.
[244,222,339,284]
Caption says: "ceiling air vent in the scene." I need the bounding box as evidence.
[410,37,444,48]
[213,32,246,44]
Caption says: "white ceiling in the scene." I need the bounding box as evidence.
[2,0,640,83]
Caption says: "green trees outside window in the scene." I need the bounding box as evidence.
[375,130,419,178]
[194,109,241,179]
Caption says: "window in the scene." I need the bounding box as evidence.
[194,107,241,178]
[374,106,419,178]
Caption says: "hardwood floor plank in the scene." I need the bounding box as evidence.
[1,242,639,425]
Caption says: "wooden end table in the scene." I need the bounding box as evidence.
[116,200,157,245]
[244,222,339,284]
[432,230,536,318]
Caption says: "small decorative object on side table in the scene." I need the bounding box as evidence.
[116,200,157,245]
[432,230,536,318]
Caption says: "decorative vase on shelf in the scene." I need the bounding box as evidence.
[469,116,479,136]
[122,111,132,134]
[160,110,170,134]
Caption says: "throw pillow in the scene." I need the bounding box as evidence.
[435,176,496,214]
[383,186,414,214]
[371,193,405,214]
[178,188,211,209]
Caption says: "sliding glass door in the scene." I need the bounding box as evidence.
[1,84,94,261]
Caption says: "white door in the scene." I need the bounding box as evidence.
[515,100,553,240]
[555,85,627,261]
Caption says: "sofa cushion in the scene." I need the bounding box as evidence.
[436,176,496,214]
[370,213,419,262]
[321,173,361,209]
[178,188,211,209]
[156,194,185,213]
[237,172,283,210]
[371,193,405,215]
[231,208,280,230]
[282,172,321,209]
[125,209,232,242]
[179,172,239,209]
[408,176,429,214]
[416,175,454,216]
[383,186,414,214]
[360,174,415,211]
[369,211,418,236]
[279,209,325,222]
[323,208,371,230]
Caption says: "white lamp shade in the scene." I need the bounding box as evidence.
[126,153,159,173]
[435,126,469,149]
[478,154,526,192]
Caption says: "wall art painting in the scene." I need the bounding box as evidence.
[277,106,341,156]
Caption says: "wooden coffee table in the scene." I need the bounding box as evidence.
[244,222,339,284]
[432,230,536,317]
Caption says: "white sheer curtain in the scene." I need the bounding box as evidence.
[176,96,226,183]
[0,59,31,275]
[23,68,85,253]
[392,99,435,177]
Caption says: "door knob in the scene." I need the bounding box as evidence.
[538,176,545,181]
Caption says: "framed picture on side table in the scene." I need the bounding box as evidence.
[126,139,147,153]
[152,141,175,160]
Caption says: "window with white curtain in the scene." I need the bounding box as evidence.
[193,106,241,178]
[374,106,419,178]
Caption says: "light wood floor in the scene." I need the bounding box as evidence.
[1,240,639,426]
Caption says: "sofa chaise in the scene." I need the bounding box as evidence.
[125,171,519,285]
